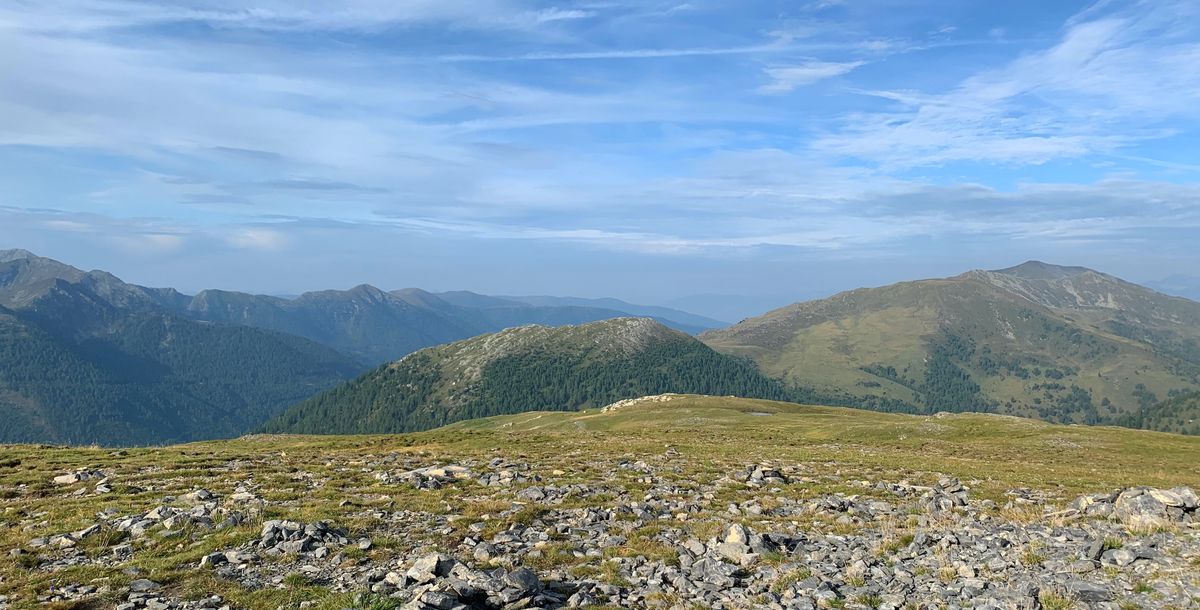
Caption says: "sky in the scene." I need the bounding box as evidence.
[2,0,1199,320]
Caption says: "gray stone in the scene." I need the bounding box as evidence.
[1066,581,1112,603]
[504,567,541,594]
[199,552,227,568]
[129,579,161,592]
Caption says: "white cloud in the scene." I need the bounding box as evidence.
[226,228,287,250]
[436,43,789,62]
[804,0,845,11]
[0,0,587,33]
[531,8,595,23]
[42,220,95,233]
[5,168,1200,265]
[111,233,187,253]
[758,60,865,93]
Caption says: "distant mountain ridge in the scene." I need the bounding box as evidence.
[186,286,718,365]
[263,318,795,435]
[435,291,725,335]
[0,249,729,444]
[702,261,1200,432]
[183,285,480,365]
[6,249,1197,442]
[0,250,724,368]
[491,294,729,329]
[1146,274,1200,302]
[0,250,359,445]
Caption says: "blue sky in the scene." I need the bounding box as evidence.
[2,0,1199,318]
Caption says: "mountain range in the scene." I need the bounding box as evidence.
[701,261,1200,432]
[0,250,360,445]
[263,260,1200,437]
[0,249,724,444]
[3,250,1198,444]
[188,287,723,366]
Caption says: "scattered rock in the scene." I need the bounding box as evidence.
[1066,486,1198,528]
[52,470,105,485]
[14,458,1200,610]
[128,579,161,593]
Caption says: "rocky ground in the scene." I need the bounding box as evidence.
[1,397,1199,610]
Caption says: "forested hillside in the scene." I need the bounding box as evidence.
[0,306,357,445]
[262,318,797,434]
[0,249,732,444]
[0,252,361,445]
[1118,391,1200,435]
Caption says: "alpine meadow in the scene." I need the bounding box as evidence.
[1,2,1199,610]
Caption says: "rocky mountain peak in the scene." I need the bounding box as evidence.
[991,260,1096,281]
[0,248,40,262]
[971,263,1154,312]
[594,316,683,349]
[0,252,88,307]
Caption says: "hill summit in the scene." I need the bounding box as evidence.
[263,318,795,434]
[990,260,1094,280]
[702,261,1200,431]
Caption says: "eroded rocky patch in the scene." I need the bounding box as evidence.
[5,447,1199,610]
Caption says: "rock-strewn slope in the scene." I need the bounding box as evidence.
[10,454,1200,610]
[2,396,1199,610]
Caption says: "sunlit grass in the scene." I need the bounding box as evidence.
[1,395,1197,609]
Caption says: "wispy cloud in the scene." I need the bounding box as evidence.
[1,0,1199,295]
[758,60,865,93]
[226,228,287,250]
[9,174,1199,259]
[814,1,1200,168]
[435,43,787,62]
[112,233,187,254]
[0,0,594,33]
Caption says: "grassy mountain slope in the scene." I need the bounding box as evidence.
[702,262,1200,430]
[1122,391,1200,435]
[449,394,1200,491]
[263,318,795,434]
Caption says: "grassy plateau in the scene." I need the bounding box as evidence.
[1,395,1198,609]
